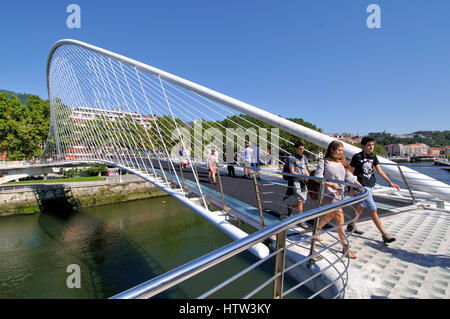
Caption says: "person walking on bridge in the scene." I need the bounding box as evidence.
[284,141,310,220]
[349,136,400,244]
[207,147,219,184]
[242,142,253,178]
[314,140,362,259]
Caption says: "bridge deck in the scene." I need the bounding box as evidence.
[153,161,405,230]
[152,162,290,229]
[316,207,450,299]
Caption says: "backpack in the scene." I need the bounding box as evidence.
[282,160,292,181]
[307,169,320,200]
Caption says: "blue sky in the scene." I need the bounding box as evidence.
[0,0,449,135]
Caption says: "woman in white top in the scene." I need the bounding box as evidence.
[207,147,219,184]
[314,140,362,259]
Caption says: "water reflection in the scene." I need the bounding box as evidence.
[1,197,310,299]
[37,204,187,298]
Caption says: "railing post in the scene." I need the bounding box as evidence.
[216,164,230,213]
[178,161,187,192]
[192,162,209,210]
[166,154,173,181]
[273,230,287,299]
[252,168,265,229]
[397,164,417,204]
[308,179,325,268]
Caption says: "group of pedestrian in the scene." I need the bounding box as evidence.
[204,142,263,183]
[242,142,261,179]
[284,137,400,259]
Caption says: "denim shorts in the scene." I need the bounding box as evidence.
[360,187,377,211]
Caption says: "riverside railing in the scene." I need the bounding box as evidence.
[110,165,368,299]
[375,162,450,205]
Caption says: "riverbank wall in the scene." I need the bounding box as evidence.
[0,175,168,217]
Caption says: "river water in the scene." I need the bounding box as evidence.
[0,196,307,299]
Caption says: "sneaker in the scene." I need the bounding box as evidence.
[347,224,364,235]
[382,233,396,244]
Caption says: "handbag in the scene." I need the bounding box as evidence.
[307,169,320,200]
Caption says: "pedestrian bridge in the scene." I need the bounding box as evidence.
[3,39,449,299]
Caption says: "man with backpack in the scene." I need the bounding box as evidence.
[283,141,310,221]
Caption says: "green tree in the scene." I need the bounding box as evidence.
[27,95,50,151]
[0,92,50,160]
[372,131,450,148]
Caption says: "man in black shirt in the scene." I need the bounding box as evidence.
[349,136,400,244]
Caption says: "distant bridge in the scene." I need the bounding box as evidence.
[410,155,435,162]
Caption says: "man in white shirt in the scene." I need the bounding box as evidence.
[243,142,253,178]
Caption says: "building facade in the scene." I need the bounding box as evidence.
[384,143,430,157]
[69,106,156,129]
[62,106,158,160]
[429,147,444,157]
[445,146,450,155]
[329,133,361,144]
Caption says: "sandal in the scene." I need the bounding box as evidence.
[315,227,324,242]
[347,224,364,235]
[342,245,357,259]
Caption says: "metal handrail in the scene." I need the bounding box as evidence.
[396,164,417,204]
[110,177,368,299]
[366,161,450,205]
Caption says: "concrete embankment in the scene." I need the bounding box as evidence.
[0,175,168,217]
